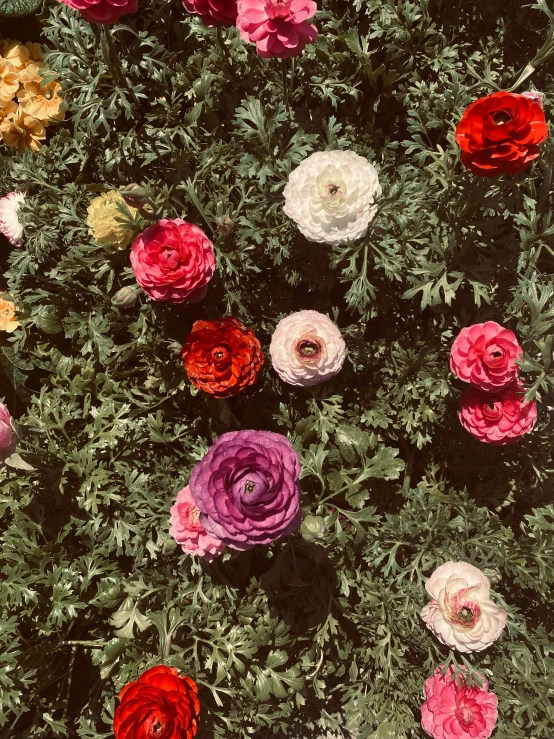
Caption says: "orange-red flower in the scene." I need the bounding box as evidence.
[113,665,199,739]
[181,317,264,398]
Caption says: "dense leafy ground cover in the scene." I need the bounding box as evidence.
[1,0,554,737]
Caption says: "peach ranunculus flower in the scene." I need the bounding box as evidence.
[18,74,65,123]
[0,60,19,106]
[0,295,20,333]
[0,40,42,70]
[0,107,45,152]
[420,561,507,653]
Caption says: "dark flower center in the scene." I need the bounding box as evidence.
[455,705,474,728]
[482,401,502,421]
[210,344,231,367]
[482,343,507,368]
[296,337,322,363]
[160,245,180,269]
[492,109,512,125]
[457,606,474,623]
[244,480,257,494]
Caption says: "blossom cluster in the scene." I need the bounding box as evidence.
[0,38,64,153]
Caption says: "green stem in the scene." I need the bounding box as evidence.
[282,58,289,111]
[100,23,127,88]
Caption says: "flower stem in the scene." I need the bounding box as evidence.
[100,23,127,88]
[282,58,289,111]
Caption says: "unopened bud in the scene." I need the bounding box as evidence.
[112,285,140,307]
[119,184,161,220]
[300,514,326,543]
[216,216,233,234]
[522,90,544,109]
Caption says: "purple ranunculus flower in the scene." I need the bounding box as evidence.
[189,430,302,550]
[0,403,13,450]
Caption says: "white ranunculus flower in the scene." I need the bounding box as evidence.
[420,561,507,653]
[270,310,346,387]
[283,150,381,246]
[0,191,25,246]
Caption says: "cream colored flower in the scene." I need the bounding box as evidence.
[270,309,346,386]
[0,295,20,333]
[283,150,381,245]
[0,107,45,151]
[18,74,64,123]
[87,191,140,250]
[420,561,507,653]
[0,60,19,106]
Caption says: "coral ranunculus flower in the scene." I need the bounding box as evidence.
[0,294,20,333]
[420,561,507,653]
[114,666,200,739]
[58,0,138,24]
[455,91,548,176]
[170,485,225,561]
[0,107,45,152]
[450,321,522,392]
[183,0,238,26]
[130,218,215,303]
[237,0,318,59]
[181,317,264,398]
[421,666,498,739]
[459,382,537,445]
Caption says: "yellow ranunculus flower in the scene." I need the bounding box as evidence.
[87,191,140,251]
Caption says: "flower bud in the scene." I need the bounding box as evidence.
[216,216,233,234]
[112,285,140,307]
[300,514,326,543]
[522,90,544,108]
[119,184,160,220]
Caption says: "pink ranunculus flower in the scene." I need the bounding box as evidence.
[0,403,13,450]
[421,562,507,653]
[459,382,537,445]
[450,321,522,392]
[58,0,137,23]
[169,486,225,562]
[184,0,238,26]
[421,666,498,739]
[236,0,318,59]
[130,218,215,304]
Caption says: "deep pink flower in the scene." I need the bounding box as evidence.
[459,382,537,444]
[421,666,498,739]
[58,0,137,23]
[170,486,225,562]
[236,0,318,59]
[450,321,522,392]
[130,218,215,304]
[183,0,237,26]
[0,403,12,450]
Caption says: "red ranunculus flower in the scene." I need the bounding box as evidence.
[183,0,237,26]
[181,316,264,398]
[455,91,548,177]
[113,666,199,739]
[459,382,537,445]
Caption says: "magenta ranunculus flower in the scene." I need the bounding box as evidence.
[130,218,215,304]
[189,430,302,550]
[459,382,537,444]
[58,0,137,23]
[183,0,237,25]
[0,403,13,450]
[450,321,522,392]
[169,486,225,562]
[421,666,498,739]
[236,0,318,59]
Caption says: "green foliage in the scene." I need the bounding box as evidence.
[1,0,554,737]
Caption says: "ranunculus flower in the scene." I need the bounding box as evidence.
[130,218,215,304]
[283,150,381,245]
[455,91,548,177]
[181,316,264,398]
[270,309,345,386]
[0,192,25,246]
[190,430,302,550]
[57,0,138,23]
[0,403,13,450]
[421,561,507,652]
[0,294,20,333]
[459,382,537,445]
[170,486,225,561]
[421,665,498,739]
[113,666,200,739]
[236,0,318,59]
[450,321,522,392]
[183,0,237,26]
[87,191,139,251]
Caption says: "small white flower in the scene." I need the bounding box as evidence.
[0,191,25,247]
[270,310,346,387]
[283,150,381,246]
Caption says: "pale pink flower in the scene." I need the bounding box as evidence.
[0,403,13,450]
[236,0,318,59]
[421,562,507,653]
[0,192,25,247]
[421,666,498,739]
[169,486,225,562]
